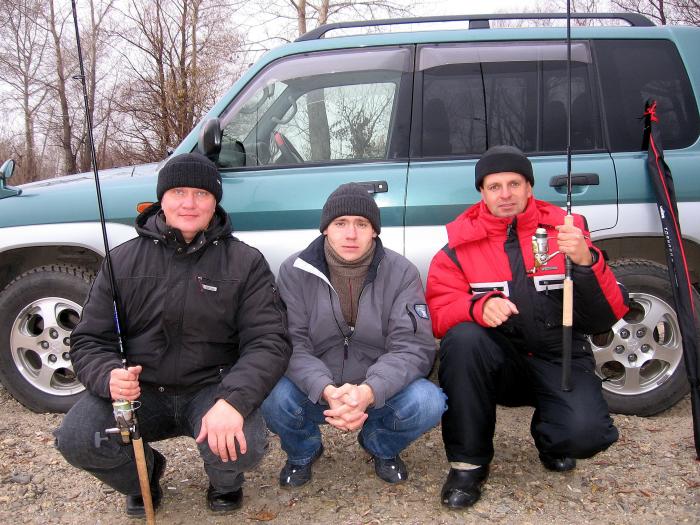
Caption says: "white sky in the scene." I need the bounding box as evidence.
[411,0,532,16]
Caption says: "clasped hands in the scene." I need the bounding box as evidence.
[322,383,374,432]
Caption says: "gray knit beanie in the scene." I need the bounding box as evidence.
[320,183,381,234]
[475,145,534,190]
[157,153,223,203]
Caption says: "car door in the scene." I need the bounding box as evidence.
[209,47,414,273]
[405,40,617,278]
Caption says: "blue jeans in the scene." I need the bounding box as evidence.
[54,383,267,495]
[262,377,446,464]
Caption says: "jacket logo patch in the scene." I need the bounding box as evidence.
[414,304,429,319]
[197,276,218,292]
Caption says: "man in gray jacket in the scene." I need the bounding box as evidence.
[262,183,446,487]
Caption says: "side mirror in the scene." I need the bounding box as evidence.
[1,159,15,181]
[0,159,21,199]
[198,118,222,161]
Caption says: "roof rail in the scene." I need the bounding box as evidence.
[296,12,654,41]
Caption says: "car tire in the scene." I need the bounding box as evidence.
[0,265,94,413]
[590,258,696,416]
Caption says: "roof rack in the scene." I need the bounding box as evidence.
[296,12,654,41]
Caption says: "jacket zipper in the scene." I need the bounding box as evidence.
[174,252,192,389]
[329,277,372,384]
[316,256,382,384]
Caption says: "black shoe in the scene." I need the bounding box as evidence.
[373,455,408,483]
[539,453,576,472]
[440,466,489,509]
[207,485,243,512]
[357,432,408,483]
[125,448,167,517]
[279,444,324,488]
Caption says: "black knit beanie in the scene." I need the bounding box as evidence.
[474,145,534,191]
[157,153,223,203]
[320,183,381,234]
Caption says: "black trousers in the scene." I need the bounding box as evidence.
[54,383,267,495]
[439,322,618,465]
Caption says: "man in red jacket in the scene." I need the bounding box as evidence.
[426,145,629,509]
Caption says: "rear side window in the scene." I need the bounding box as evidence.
[218,47,412,168]
[595,39,699,152]
[417,41,601,157]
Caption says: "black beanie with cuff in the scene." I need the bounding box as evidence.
[157,153,223,203]
[474,145,534,190]
[320,183,381,234]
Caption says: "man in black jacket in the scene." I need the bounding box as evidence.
[55,153,291,517]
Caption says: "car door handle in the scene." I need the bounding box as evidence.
[355,180,389,194]
[549,173,600,188]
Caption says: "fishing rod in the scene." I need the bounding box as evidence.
[561,0,574,392]
[69,2,155,523]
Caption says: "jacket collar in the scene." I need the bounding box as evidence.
[135,202,232,253]
[447,196,564,248]
[295,234,385,286]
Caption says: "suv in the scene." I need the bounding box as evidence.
[1,13,699,415]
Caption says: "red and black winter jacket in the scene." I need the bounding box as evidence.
[426,197,629,354]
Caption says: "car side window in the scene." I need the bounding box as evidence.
[273,82,397,162]
[595,39,700,152]
[218,48,412,168]
[417,41,600,157]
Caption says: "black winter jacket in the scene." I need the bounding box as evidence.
[70,204,291,417]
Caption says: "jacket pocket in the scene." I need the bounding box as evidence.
[186,276,241,344]
[405,304,418,335]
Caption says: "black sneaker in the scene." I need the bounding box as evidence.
[358,432,408,483]
[539,452,576,472]
[125,448,166,517]
[207,485,243,512]
[279,444,324,488]
[440,465,489,509]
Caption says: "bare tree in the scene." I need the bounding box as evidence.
[610,0,673,24]
[0,0,50,183]
[673,0,700,25]
[44,0,79,175]
[113,0,245,162]
[251,0,414,42]
[77,0,117,172]
[38,0,118,176]
[610,0,700,25]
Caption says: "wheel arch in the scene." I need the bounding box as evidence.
[0,222,138,293]
[594,235,700,287]
[0,246,102,293]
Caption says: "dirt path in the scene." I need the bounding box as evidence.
[0,385,698,524]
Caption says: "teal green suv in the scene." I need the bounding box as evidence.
[1,13,699,414]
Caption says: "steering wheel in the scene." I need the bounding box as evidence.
[273,132,304,164]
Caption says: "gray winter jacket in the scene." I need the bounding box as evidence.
[277,235,436,408]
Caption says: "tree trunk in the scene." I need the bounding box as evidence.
[48,0,77,174]
[304,0,330,161]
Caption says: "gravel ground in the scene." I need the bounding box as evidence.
[0,384,698,525]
